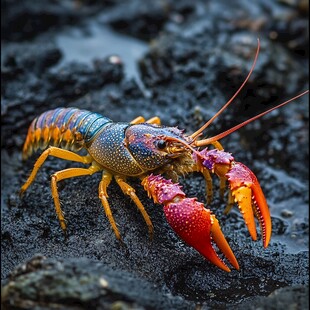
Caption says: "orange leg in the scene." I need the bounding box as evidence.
[212,141,224,151]
[219,178,227,199]
[201,168,213,205]
[130,116,161,125]
[146,116,161,125]
[50,165,101,230]
[211,141,227,199]
[130,116,145,124]
[20,146,92,195]
[115,175,154,239]
[98,171,121,240]
[189,141,227,203]
[224,191,235,215]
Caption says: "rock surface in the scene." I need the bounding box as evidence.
[1,0,309,309]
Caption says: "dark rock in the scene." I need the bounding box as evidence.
[1,255,191,310]
[98,0,195,41]
[229,285,309,310]
[2,0,112,42]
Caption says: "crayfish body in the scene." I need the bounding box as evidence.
[20,40,308,272]
[18,105,273,272]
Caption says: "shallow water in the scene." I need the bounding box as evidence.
[55,21,149,86]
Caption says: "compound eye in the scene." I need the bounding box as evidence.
[157,139,167,149]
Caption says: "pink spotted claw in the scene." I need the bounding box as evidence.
[142,174,239,272]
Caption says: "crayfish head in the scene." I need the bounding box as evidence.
[125,124,193,171]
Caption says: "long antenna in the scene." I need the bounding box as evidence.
[190,38,261,139]
[193,90,309,147]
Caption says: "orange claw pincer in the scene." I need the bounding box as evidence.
[226,162,271,248]
[197,148,272,248]
[142,174,239,272]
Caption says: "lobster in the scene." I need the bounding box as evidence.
[20,39,309,272]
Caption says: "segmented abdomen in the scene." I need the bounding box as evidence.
[22,107,112,160]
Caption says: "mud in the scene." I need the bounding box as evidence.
[1,0,309,309]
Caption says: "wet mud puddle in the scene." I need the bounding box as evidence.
[54,20,149,90]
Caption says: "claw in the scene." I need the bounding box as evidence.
[143,174,239,272]
[163,198,239,272]
[226,162,271,248]
[196,148,272,248]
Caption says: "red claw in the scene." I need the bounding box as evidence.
[143,174,239,272]
[164,198,239,272]
[195,148,272,248]
[226,162,271,248]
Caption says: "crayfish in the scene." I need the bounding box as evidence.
[20,39,308,272]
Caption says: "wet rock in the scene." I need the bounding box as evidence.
[229,285,309,310]
[2,0,111,42]
[98,0,195,41]
[281,209,294,218]
[2,42,62,75]
[1,255,191,310]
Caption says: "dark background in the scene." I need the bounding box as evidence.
[1,0,309,309]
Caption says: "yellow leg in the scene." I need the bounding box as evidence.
[130,116,161,125]
[115,175,154,239]
[193,163,225,204]
[224,190,235,214]
[98,171,121,240]
[212,141,224,150]
[20,146,92,195]
[51,165,101,230]
[211,140,227,199]
[183,163,214,204]
[219,177,227,199]
[130,116,145,124]
[201,168,213,205]
[146,116,161,125]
